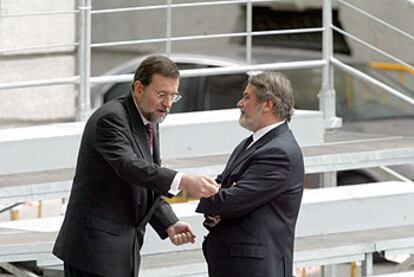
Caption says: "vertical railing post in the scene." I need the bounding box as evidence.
[320,0,341,129]
[319,9,339,277]
[319,6,338,267]
[77,0,92,121]
[320,0,339,190]
[166,0,172,57]
[245,0,253,64]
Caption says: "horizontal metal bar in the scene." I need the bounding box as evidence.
[181,60,326,77]
[254,27,324,36]
[337,0,414,42]
[0,43,79,55]
[0,77,79,91]
[0,10,78,18]
[92,28,323,48]
[91,74,134,84]
[92,0,280,14]
[90,60,326,84]
[332,25,414,73]
[92,38,170,48]
[331,57,414,107]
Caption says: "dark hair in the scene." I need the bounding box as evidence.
[131,55,180,90]
[249,71,294,122]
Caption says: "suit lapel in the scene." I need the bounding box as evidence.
[222,137,251,174]
[221,122,289,184]
[124,93,153,162]
[220,137,251,184]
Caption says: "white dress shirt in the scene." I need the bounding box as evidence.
[247,121,285,149]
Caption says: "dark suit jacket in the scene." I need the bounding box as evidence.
[196,122,304,277]
[53,93,179,277]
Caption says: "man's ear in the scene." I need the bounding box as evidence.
[263,99,274,113]
[134,80,144,93]
[134,80,144,95]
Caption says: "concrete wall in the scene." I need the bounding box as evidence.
[0,109,323,175]
[0,0,77,127]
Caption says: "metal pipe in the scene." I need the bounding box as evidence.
[90,60,326,85]
[246,0,253,64]
[77,0,92,121]
[337,0,414,42]
[332,25,414,72]
[91,0,280,15]
[0,77,79,90]
[181,60,325,77]
[320,0,340,130]
[332,57,414,106]
[0,43,79,55]
[0,10,79,18]
[91,28,323,48]
[166,0,172,56]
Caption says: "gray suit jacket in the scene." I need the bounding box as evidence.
[197,122,304,277]
[53,93,178,277]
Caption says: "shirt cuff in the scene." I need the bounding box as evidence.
[168,172,183,196]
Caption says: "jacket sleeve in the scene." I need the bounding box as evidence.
[149,198,179,239]
[196,148,291,218]
[95,113,177,196]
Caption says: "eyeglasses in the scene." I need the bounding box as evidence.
[155,91,182,103]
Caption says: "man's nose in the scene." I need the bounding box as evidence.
[237,98,243,108]
[163,97,174,108]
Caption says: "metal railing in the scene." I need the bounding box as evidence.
[0,0,413,125]
[331,0,414,107]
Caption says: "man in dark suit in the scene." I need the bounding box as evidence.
[53,55,219,277]
[196,71,304,277]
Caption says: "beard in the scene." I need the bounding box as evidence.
[143,109,169,123]
[239,108,262,132]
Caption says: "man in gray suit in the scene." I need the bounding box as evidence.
[197,71,304,277]
[53,55,219,277]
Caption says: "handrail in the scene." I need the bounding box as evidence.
[332,25,414,73]
[0,10,78,18]
[91,0,280,15]
[0,77,79,90]
[90,60,326,84]
[0,60,326,90]
[336,0,414,42]
[332,57,414,107]
[91,28,323,48]
[0,43,79,55]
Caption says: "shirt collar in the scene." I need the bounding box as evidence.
[252,121,285,143]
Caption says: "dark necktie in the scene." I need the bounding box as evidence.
[242,135,254,151]
[145,123,153,151]
[234,135,253,160]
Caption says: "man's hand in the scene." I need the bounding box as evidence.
[179,175,219,198]
[167,221,196,246]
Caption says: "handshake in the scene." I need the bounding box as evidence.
[179,174,220,198]
[168,174,220,246]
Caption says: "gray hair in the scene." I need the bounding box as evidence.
[248,71,294,122]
